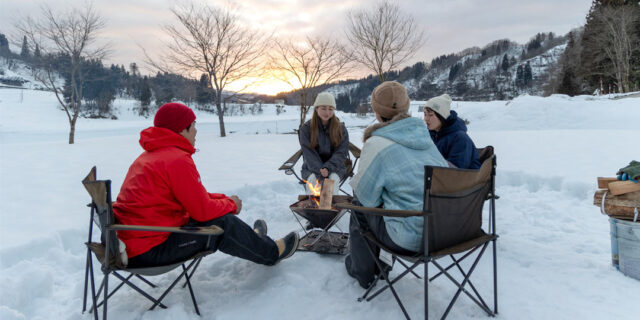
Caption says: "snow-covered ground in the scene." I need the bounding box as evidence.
[1,88,639,320]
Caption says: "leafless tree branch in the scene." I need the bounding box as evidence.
[345,1,425,82]
[146,2,269,137]
[268,36,352,126]
[15,2,107,144]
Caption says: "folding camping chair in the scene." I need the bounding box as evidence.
[81,167,223,319]
[278,142,361,195]
[336,147,498,320]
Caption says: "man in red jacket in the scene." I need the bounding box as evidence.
[113,102,298,268]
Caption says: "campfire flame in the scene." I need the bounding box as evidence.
[303,179,322,206]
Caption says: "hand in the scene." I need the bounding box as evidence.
[230,195,242,215]
[320,168,329,178]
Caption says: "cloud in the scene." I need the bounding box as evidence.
[1,0,591,75]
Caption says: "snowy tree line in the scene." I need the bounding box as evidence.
[552,0,640,96]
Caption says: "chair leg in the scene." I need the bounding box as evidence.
[93,273,135,310]
[450,255,491,312]
[110,272,168,309]
[432,243,494,319]
[135,274,157,288]
[493,238,498,314]
[83,248,91,313]
[183,258,202,289]
[103,272,109,320]
[363,239,411,320]
[358,275,381,302]
[425,259,429,320]
[429,247,477,282]
[366,261,420,301]
[88,257,99,320]
[182,264,201,315]
[396,258,422,279]
[150,258,198,311]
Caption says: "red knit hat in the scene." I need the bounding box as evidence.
[154,103,196,133]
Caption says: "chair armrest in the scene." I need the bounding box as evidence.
[278,149,303,171]
[349,143,361,158]
[109,224,224,236]
[335,203,422,217]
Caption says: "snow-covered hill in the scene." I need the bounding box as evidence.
[1,88,639,320]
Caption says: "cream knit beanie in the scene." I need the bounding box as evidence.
[424,94,452,119]
[313,92,336,108]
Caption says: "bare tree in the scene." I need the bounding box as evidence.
[345,1,425,82]
[16,3,107,144]
[147,2,268,137]
[592,6,639,93]
[269,36,352,127]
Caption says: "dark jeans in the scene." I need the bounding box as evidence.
[346,211,415,288]
[128,214,279,268]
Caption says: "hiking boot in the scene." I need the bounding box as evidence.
[253,219,267,237]
[277,232,299,261]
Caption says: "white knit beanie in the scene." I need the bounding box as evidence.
[424,94,452,119]
[313,92,336,108]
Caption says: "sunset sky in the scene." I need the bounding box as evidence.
[0,0,592,95]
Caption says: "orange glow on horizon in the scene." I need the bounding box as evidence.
[226,75,302,96]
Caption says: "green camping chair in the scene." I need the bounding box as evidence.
[81,167,223,319]
[336,147,498,320]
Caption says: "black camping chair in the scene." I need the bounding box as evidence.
[336,147,498,320]
[81,167,223,319]
[278,142,361,195]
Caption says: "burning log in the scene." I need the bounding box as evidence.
[319,179,334,210]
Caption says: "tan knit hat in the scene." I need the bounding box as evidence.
[313,92,336,108]
[424,94,452,119]
[370,81,410,119]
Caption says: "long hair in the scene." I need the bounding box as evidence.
[309,107,344,149]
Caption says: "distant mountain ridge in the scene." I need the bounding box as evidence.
[280,32,569,111]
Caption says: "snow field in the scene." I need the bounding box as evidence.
[1,88,639,319]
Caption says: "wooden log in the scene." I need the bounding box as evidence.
[319,179,334,209]
[594,189,640,207]
[597,177,618,189]
[608,180,640,196]
[599,204,638,216]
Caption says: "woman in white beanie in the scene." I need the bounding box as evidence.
[423,94,481,169]
[298,92,349,194]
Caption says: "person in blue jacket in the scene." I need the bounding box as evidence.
[423,94,481,169]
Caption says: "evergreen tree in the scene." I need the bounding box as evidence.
[139,76,152,116]
[501,54,509,72]
[0,33,9,55]
[20,35,29,58]
[524,61,533,85]
[516,65,524,87]
[33,44,41,59]
[196,73,215,106]
[448,63,461,81]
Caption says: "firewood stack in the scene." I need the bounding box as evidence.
[594,177,640,221]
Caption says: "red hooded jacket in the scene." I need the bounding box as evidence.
[113,127,237,258]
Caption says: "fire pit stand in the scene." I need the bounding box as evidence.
[289,195,352,255]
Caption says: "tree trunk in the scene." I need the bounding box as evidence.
[216,94,226,137]
[69,117,76,144]
[299,91,308,129]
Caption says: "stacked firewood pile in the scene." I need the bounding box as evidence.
[594,177,640,221]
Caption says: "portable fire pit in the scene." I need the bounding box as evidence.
[289,195,352,255]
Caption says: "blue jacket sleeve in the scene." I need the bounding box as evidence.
[446,132,475,169]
